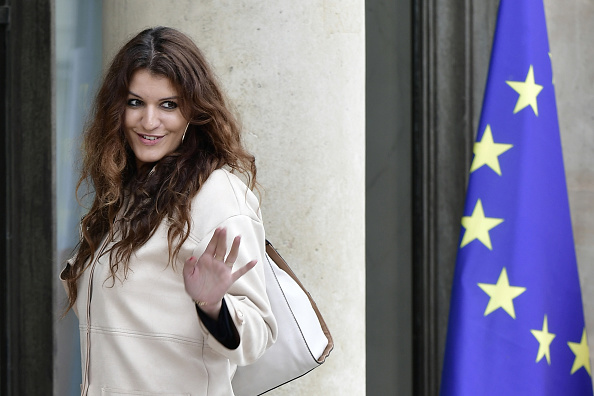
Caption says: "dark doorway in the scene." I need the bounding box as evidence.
[1,0,54,394]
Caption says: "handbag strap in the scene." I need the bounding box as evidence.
[265,240,334,363]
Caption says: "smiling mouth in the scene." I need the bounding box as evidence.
[137,133,165,145]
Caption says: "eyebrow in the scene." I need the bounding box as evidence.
[128,91,180,101]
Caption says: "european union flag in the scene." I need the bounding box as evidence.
[440,0,593,395]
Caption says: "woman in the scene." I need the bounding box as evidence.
[60,26,277,396]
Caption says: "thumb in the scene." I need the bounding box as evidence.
[183,256,197,279]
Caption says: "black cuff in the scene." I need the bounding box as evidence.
[196,299,240,350]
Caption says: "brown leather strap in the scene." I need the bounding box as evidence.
[265,240,334,362]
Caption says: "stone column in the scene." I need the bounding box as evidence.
[102,1,366,395]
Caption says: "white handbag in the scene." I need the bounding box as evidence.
[231,240,334,396]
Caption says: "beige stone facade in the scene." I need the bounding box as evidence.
[102,1,366,395]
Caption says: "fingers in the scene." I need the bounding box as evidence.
[225,236,241,267]
[214,228,228,260]
[205,228,240,265]
[231,259,257,282]
[203,227,222,258]
[199,227,256,278]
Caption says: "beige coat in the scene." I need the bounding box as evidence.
[63,169,277,396]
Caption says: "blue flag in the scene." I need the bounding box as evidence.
[440,1,593,395]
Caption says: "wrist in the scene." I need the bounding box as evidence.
[195,299,223,319]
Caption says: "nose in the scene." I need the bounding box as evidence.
[141,106,159,131]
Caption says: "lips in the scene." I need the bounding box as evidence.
[137,133,164,146]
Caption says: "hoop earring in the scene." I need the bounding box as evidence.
[182,122,190,143]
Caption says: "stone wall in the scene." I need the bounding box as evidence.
[102,1,366,394]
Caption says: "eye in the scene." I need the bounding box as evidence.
[127,98,142,107]
[161,101,178,110]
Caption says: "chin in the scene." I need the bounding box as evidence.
[133,154,164,168]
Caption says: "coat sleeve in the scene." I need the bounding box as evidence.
[193,215,277,366]
[187,169,277,366]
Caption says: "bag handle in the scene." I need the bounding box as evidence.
[265,240,334,362]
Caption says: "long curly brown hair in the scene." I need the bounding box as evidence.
[62,26,257,313]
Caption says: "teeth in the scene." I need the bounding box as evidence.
[143,135,159,141]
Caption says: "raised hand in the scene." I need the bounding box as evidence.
[183,227,257,319]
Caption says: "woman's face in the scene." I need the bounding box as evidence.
[124,69,189,169]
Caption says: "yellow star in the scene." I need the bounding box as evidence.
[478,267,526,319]
[470,125,513,175]
[506,65,544,115]
[530,315,556,365]
[568,328,591,376]
[460,199,504,250]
